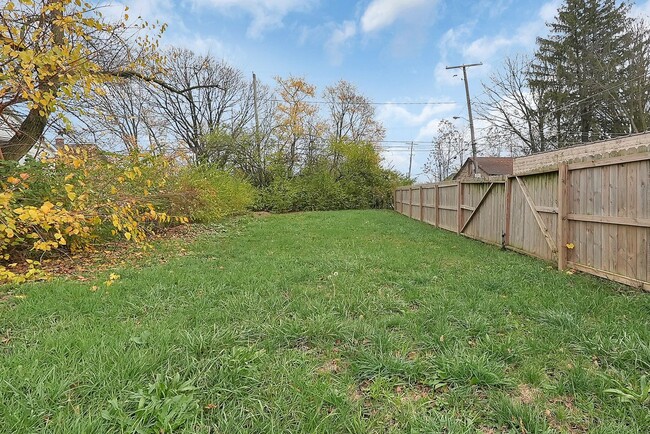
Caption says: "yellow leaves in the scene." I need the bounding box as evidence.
[104,273,120,286]
[0,192,12,207]
[565,243,575,250]
[0,149,188,285]
[65,183,76,201]
[34,240,58,251]
[40,201,55,214]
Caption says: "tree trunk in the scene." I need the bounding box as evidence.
[1,108,49,160]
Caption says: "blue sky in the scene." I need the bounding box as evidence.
[110,0,650,180]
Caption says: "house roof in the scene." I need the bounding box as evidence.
[453,156,514,179]
[474,157,514,175]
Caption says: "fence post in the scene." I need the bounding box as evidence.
[456,181,463,234]
[408,188,413,218]
[557,164,569,270]
[394,189,397,212]
[504,176,512,248]
[435,184,440,227]
[419,186,424,222]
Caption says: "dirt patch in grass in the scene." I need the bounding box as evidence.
[315,359,346,375]
[27,223,215,282]
[544,396,589,434]
[515,384,540,405]
[395,383,433,403]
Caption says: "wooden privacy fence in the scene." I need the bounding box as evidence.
[395,136,650,291]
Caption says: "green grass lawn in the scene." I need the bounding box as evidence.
[1,210,649,433]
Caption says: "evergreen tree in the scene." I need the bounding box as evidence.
[531,0,634,145]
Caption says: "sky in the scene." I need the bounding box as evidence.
[108,0,650,181]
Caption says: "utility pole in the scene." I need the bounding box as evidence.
[446,62,482,176]
[407,141,414,179]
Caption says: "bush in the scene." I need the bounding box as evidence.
[0,148,254,284]
[0,148,188,283]
[169,166,255,223]
[254,141,408,213]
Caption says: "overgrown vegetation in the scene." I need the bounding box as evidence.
[255,141,407,212]
[0,149,252,283]
[1,211,648,432]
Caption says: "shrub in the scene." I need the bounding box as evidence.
[254,141,408,213]
[169,166,255,223]
[0,148,186,284]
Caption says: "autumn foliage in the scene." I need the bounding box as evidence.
[0,148,252,284]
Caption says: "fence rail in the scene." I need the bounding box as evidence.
[395,148,650,291]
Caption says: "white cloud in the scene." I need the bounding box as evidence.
[360,0,435,33]
[169,34,231,59]
[462,1,559,61]
[377,102,457,127]
[435,0,556,85]
[102,0,177,27]
[324,21,357,65]
[193,0,315,37]
[463,35,513,61]
[539,0,561,22]
[381,149,412,172]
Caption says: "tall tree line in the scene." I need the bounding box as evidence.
[69,48,386,188]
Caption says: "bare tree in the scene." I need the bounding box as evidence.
[147,48,252,164]
[477,56,559,155]
[323,80,385,144]
[423,120,466,182]
[70,79,169,153]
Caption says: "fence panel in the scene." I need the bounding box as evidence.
[438,184,459,232]
[422,185,436,225]
[508,173,558,261]
[411,186,421,221]
[393,143,649,291]
[565,157,649,288]
[461,182,506,246]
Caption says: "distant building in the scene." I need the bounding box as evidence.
[453,157,514,180]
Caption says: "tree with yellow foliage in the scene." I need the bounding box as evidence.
[274,76,325,176]
[0,0,166,160]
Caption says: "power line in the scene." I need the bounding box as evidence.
[263,99,456,106]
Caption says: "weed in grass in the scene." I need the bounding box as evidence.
[535,308,582,332]
[101,373,199,433]
[491,394,551,433]
[604,375,650,404]
[552,363,606,398]
[574,331,650,372]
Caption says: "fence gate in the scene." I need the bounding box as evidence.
[459,181,506,246]
[506,173,559,261]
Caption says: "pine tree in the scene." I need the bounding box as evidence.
[531,0,634,145]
